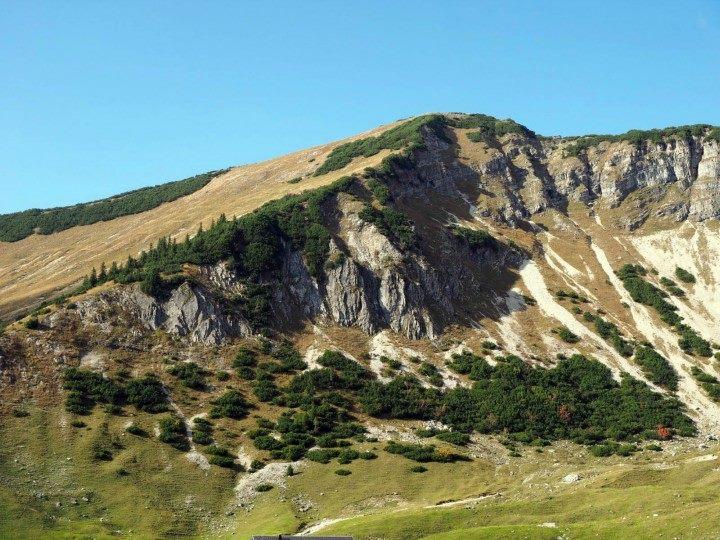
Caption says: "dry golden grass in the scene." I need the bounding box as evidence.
[0,123,401,319]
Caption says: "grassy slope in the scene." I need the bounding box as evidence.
[3,405,720,539]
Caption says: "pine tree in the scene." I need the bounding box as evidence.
[98,262,107,281]
[88,267,98,287]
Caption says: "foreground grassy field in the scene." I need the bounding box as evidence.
[2,407,720,538]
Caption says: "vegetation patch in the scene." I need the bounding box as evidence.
[555,326,580,344]
[583,312,634,357]
[158,415,190,451]
[618,264,711,356]
[563,124,719,158]
[210,389,250,419]
[167,362,208,390]
[660,277,685,297]
[0,169,226,242]
[451,225,498,250]
[191,418,214,445]
[454,113,534,141]
[313,115,447,176]
[674,267,696,284]
[691,367,720,401]
[358,204,415,248]
[384,441,469,463]
[634,346,678,391]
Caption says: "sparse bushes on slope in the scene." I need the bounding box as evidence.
[584,312,634,357]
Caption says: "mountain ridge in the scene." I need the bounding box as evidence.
[3,112,720,537]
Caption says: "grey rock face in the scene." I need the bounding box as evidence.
[77,279,251,346]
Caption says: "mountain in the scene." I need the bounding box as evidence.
[3,113,720,538]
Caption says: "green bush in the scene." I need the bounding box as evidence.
[384,441,469,463]
[306,449,341,464]
[210,389,250,419]
[634,346,678,390]
[451,226,498,250]
[335,469,352,476]
[125,424,149,437]
[255,483,273,492]
[691,366,720,401]
[677,324,712,357]
[435,431,471,446]
[358,204,415,248]
[62,368,126,415]
[556,326,580,344]
[24,317,40,330]
[191,417,213,445]
[167,362,208,390]
[587,313,633,357]
[617,264,681,326]
[125,375,168,413]
[158,416,189,451]
[675,267,696,284]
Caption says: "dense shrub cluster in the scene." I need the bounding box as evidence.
[677,324,713,357]
[158,416,190,451]
[125,375,168,413]
[361,353,694,442]
[660,276,685,296]
[446,351,493,380]
[191,417,214,445]
[555,326,580,344]
[0,170,226,242]
[210,389,250,419]
[675,267,696,284]
[204,445,241,469]
[634,346,678,390]
[63,368,167,415]
[617,264,681,325]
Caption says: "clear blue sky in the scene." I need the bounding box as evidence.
[1,1,718,213]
